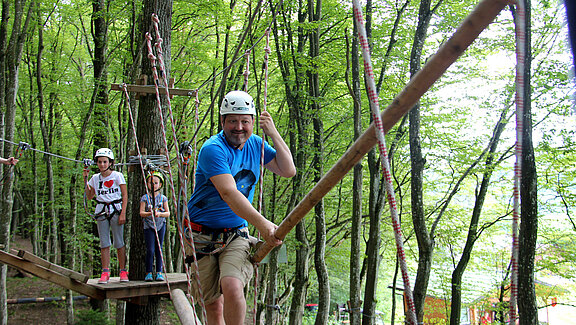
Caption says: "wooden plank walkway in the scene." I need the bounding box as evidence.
[87,273,190,300]
[0,249,190,303]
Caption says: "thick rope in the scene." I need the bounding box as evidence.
[147,17,207,322]
[351,1,417,324]
[510,1,526,322]
[251,27,271,325]
[120,84,172,296]
[244,50,251,92]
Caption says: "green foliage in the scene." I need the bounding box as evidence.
[75,309,113,325]
[2,0,575,323]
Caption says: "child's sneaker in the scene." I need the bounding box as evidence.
[145,272,154,282]
[155,272,165,281]
[119,270,129,282]
[98,271,110,284]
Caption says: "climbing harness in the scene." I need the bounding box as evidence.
[184,222,249,258]
[92,198,123,222]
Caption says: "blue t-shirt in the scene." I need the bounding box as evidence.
[187,131,276,229]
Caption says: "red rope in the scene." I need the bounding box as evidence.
[120,84,172,295]
[510,1,526,322]
[351,1,417,324]
[147,16,206,322]
[252,28,272,325]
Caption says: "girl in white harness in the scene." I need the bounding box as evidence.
[83,148,129,284]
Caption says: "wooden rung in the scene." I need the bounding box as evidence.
[16,250,89,283]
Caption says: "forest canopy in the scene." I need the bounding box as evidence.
[0,0,574,324]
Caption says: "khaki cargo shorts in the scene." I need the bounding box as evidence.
[187,229,254,305]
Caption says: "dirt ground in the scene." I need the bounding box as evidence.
[6,236,180,324]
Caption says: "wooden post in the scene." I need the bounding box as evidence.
[252,0,510,262]
[171,289,202,325]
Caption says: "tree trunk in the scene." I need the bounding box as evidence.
[272,1,312,323]
[289,222,309,325]
[125,0,172,323]
[306,0,330,323]
[408,0,436,321]
[449,104,511,324]
[361,2,387,324]
[516,1,538,323]
[264,174,287,324]
[36,7,57,264]
[0,1,32,324]
[349,16,363,325]
[92,0,110,150]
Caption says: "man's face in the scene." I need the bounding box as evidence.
[221,114,254,149]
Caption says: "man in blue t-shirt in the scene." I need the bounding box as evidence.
[186,90,295,325]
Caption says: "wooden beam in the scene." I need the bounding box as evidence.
[172,288,202,325]
[110,83,196,97]
[0,250,105,299]
[15,250,89,283]
[252,0,510,263]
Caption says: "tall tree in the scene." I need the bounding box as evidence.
[449,101,513,324]
[408,0,441,321]
[125,0,172,323]
[272,1,313,323]
[308,0,330,322]
[515,0,538,323]
[348,17,363,325]
[92,0,110,150]
[0,1,32,324]
[35,2,57,264]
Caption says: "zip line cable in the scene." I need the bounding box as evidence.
[0,138,84,164]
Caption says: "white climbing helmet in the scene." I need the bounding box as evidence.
[94,148,114,161]
[220,90,256,115]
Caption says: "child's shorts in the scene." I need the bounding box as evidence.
[96,213,125,249]
[190,229,253,305]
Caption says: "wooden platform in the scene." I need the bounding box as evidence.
[87,273,190,300]
[0,249,191,303]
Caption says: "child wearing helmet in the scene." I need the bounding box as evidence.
[83,148,129,284]
[139,171,170,281]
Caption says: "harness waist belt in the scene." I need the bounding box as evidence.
[95,198,123,206]
[188,221,244,235]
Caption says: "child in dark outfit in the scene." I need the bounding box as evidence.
[139,171,170,281]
